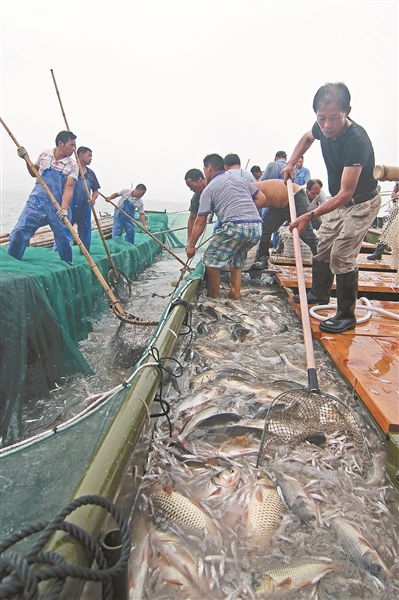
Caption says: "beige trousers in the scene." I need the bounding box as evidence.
[315,193,381,274]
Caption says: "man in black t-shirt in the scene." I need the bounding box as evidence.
[184,168,207,239]
[282,82,381,334]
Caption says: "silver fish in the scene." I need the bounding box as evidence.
[193,466,241,499]
[177,405,220,441]
[332,517,392,580]
[152,487,218,536]
[275,472,318,526]
[252,558,335,597]
[244,477,283,546]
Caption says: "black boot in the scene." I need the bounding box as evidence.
[367,242,386,261]
[319,269,358,334]
[294,260,334,304]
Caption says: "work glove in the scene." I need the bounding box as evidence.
[17,146,28,158]
[56,208,68,220]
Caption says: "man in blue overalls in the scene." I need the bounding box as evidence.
[69,146,100,252]
[8,131,79,265]
[106,185,147,244]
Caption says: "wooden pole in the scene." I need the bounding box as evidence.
[0,116,140,324]
[287,179,318,392]
[99,192,192,271]
[50,69,120,281]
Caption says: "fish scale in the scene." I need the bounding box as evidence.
[153,488,218,536]
[331,517,391,580]
[245,478,283,546]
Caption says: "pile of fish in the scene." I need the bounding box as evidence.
[128,284,398,599]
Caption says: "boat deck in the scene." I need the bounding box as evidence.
[274,264,399,294]
[270,253,394,271]
[287,296,399,434]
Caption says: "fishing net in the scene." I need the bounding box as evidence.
[277,225,315,260]
[380,201,399,284]
[257,389,372,475]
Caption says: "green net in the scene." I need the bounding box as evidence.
[0,212,171,445]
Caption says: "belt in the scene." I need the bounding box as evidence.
[344,188,379,208]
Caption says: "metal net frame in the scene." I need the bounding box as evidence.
[256,388,372,476]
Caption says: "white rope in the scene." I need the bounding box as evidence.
[309,296,399,323]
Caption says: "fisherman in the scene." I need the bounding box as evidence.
[68,146,100,252]
[8,131,78,265]
[260,150,287,181]
[106,184,147,244]
[249,179,319,270]
[305,179,327,230]
[186,153,266,300]
[283,82,381,333]
[224,153,255,182]
[184,168,207,239]
[294,156,311,186]
[250,165,263,181]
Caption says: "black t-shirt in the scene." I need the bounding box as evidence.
[188,192,201,214]
[312,119,377,197]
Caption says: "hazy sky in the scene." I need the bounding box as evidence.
[1,0,398,212]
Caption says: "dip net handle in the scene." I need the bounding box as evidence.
[0,116,130,322]
[287,179,318,391]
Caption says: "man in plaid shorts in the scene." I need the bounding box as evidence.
[186,153,266,300]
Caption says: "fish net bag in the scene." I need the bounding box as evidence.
[380,202,399,284]
[257,389,372,475]
[277,225,314,260]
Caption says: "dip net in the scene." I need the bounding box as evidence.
[257,388,372,475]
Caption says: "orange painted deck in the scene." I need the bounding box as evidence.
[274,265,399,294]
[287,296,399,434]
[270,253,394,271]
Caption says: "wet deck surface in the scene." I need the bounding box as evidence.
[274,265,399,294]
[270,253,395,271]
[287,295,399,434]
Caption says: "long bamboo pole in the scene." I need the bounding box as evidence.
[50,69,121,283]
[0,117,152,325]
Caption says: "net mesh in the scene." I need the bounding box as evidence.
[257,389,372,475]
[380,202,399,284]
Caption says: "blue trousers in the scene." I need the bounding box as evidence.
[112,199,136,244]
[8,169,73,264]
[70,178,92,252]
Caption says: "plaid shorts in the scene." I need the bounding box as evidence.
[204,221,262,269]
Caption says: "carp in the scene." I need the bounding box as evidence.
[244,477,283,546]
[152,487,218,536]
[331,517,392,581]
[252,558,335,597]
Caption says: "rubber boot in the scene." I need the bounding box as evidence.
[319,269,358,334]
[367,242,386,261]
[294,260,334,304]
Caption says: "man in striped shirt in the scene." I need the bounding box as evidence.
[8,131,78,265]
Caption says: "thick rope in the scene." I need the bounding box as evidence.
[0,495,130,600]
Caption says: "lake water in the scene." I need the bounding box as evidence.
[0,189,189,234]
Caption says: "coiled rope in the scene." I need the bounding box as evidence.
[0,495,130,600]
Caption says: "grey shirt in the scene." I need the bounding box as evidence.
[227,168,255,183]
[308,189,328,211]
[260,160,286,180]
[198,172,262,224]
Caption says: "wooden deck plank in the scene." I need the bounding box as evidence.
[287,297,399,340]
[287,294,399,433]
[316,334,399,433]
[275,265,399,294]
[270,254,394,271]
